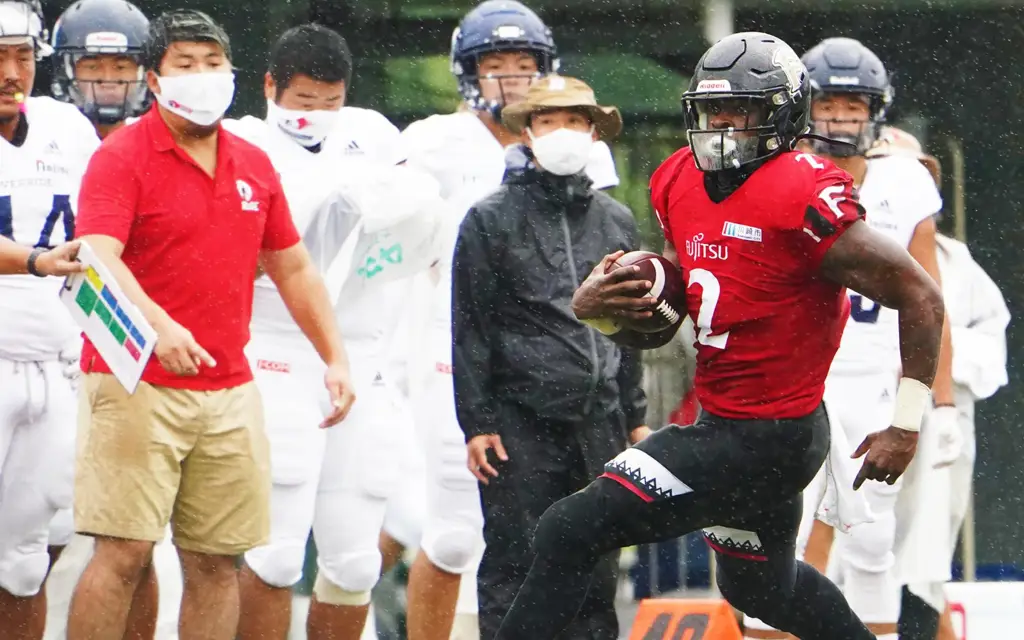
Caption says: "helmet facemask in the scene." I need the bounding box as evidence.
[808,91,890,157]
[59,50,147,124]
[683,91,796,172]
[454,46,554,119]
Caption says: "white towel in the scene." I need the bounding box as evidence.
[814,401,876,532]
[893,408,955,585]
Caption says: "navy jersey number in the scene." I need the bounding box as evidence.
[0,194,75,248]
[849,294,881,324]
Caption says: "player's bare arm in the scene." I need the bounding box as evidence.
[81,234,216,376]
[819,220,945,488]
[0,237,84,276]
[906,216,955,406]
[260,241,355,426]
[571,245,682,350]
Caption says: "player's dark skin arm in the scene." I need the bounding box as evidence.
[571,249,681,349]
[572,245,683,349]
[819,219,946,488]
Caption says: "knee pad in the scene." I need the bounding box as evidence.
[48,508,75,548]
[313,572,371,606]
[0,549,50,597]
[317,549,382,595]
[244,540,308,589]
[842,509,896,573]
[843,568,900,623]
[422,525,483,575]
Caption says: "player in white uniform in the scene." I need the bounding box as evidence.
[741,39,956,640]
[217,24,440,640]
[381,3,620,639]
[867,126,1011,640]
[42,3,160,638]
[933,231,1009,640]
[0,1,102,638]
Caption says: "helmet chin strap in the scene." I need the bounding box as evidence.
[798,132,860,157]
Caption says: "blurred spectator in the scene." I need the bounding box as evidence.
[452,76,647,640]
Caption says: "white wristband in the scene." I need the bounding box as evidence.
[580,317,622,336]
[891,377,931,432]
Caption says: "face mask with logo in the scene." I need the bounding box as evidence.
[528,127,595,176]
[154,71,235,127]
[265,99,339,148]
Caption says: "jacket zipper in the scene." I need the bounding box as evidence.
[561,212,600,416]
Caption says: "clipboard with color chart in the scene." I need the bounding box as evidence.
[58,241,157,393]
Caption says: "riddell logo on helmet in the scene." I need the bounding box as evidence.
[696,79,731,92]
[84,31,129,52]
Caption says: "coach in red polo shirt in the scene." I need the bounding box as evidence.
[66,11,355,640]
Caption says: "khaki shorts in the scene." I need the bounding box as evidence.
[75,373,270,555]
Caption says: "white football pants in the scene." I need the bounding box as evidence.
[0,359,76,597]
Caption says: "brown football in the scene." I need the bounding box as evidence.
[607,251,686,334]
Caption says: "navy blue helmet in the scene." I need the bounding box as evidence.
[450,1,558,118]
[51,0,149,125]
[801,37,893,157]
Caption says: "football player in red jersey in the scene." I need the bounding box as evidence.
[492,32,946,640]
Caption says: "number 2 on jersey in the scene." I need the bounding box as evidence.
[687,268,730,349]
[0,194,75,248]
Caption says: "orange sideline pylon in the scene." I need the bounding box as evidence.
[628,598,742,640]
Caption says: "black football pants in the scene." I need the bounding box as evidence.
[493,405,876,640]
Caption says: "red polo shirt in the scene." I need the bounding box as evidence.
[76,108,300,390]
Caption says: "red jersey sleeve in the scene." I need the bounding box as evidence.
[75,146,139,244]
[798,166,864,267]
[649,148,690,245]
[260,172,300,251]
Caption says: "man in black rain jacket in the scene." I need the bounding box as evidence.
[452,75,648,640]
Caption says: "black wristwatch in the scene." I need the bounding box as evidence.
[26,247,46,277]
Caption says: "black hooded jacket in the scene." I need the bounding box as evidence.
[451,144,646,442]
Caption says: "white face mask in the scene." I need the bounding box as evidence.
[265,99,340,148]
[154,71,235,127]
[528,127,595,176]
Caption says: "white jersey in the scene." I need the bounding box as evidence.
[224,107,403,342]
[829,155,942,376]
[0,97,100,360]
[936,234,1010,402]
[401,110,621,366]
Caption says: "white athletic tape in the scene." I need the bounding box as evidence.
[892,377,931,432]
[313,573,371,606]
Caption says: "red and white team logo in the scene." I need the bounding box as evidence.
[256,359,290,374]
[236,179,260,213]
[167,99,193,114]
